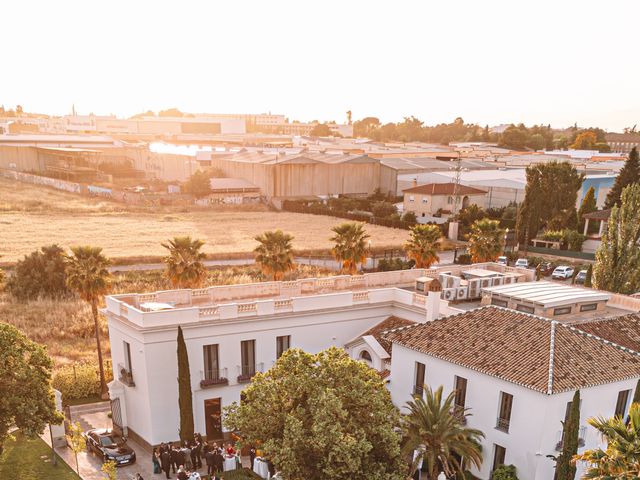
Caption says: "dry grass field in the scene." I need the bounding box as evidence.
[0,177,409,263]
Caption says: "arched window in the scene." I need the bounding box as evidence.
[359,350,372,362]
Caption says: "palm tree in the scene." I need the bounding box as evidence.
[468,218,505,263]
[574,403,640,478]
[404,224,441,268]
[161,236,207,288]
[253,230,295,281]
[402,385,484,479]
[66,246,111,398]
[330,222,370,275]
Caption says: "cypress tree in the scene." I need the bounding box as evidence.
[578,186,597,232]
[177,326,194,442]
[605,147,640,209]
[556,390,580,480]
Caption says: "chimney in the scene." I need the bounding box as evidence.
[426,290,441,322]
[413,177,418,188]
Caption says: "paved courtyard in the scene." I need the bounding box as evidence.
[41,402,250,480]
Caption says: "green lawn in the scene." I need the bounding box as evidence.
[0,432,80,480]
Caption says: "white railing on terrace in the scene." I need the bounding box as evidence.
[105,263,533,328]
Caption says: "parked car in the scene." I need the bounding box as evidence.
[497,256,508,266]
[538,262,554,276]
[575,269,588,285]
[514,258,529,269]
[84,428,136,466]
[552,266,574,280]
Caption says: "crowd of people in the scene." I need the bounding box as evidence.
[151,433,248,480]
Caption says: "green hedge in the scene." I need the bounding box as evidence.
[52,362,113,402]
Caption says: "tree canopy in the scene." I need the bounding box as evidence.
[162,236,207,288]
[310,123,333,137]
[7,244,69,301]
[593,183,640,294]
[604,147,639,209]
[224,347,404,480]
[404,224,441,268]
[177,326,194,442]
[468,219,505,262]
[577,186,597,233]
[183,170,213,198]
[0,323,62,454]
[516,162,584,244]
[253,230,295,280]
[555,390,580,480]
[330,222,370,274]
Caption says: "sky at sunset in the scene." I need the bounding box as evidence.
[2,0,639,131]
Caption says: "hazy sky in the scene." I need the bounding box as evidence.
[2,0,639,131]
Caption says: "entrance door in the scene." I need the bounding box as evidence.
[204,398,223,441]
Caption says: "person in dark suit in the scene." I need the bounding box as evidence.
[170,445,181,473]
[205,448,216,477]
[249,446,256,469]
[213,448,224,474]
[161,449,172,479]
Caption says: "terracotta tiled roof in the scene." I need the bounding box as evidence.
[402,183,487,196]
[362,316,417,356]
[383,306,640,394]
[574,314,640,353]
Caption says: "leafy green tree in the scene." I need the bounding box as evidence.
[183,170,212,198]
[7,244,69,301]
[527,133,546,151]
[492,465,519,480]
[584,264,593,288]
[0,323,63,454]
[574,403,640,478]
[571,131,598,150]
[593,184,640,294]
[578,186,597,233]
[453,204,487,238]
[330,222,370,274]
[498,124,529,150]
[556,390,580,480]
[66,246,111,398]
[468,219,505,262]
[604,147,640,209]
[402,385,484,479]
[253,230,295,280]
[177,326,194,442]
[516,162,584,245]
[310,123,332,136]
[162,236,207,288]
[404,224,441,268]
[224,347,404,480]
[353,117,381,138]
[101,460,117,480]
[67,421,85,475]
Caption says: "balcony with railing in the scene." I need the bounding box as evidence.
[453,404,467,425]
[200,368,228,388]
[555,426,587,451]
[118,363,135,387]
[496,417,510,433]
[237,363,264,383]
[413,384,424,397]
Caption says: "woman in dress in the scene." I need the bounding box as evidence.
[152,447,162,474]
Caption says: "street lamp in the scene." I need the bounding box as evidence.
[504,227,510,254]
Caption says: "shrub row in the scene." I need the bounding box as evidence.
[52,362,113,402]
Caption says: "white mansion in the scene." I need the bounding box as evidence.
[104,263,640,480]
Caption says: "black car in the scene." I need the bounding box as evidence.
[84,428,136,466]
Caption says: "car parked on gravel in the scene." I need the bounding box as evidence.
[552,265,574,280]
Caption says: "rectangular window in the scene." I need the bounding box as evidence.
[492,444,506,472]
[203,344,220,380]
[276,335,290,359]
[580,303,598,312]
[422,197,428,204]
[409,195,415,202]
[241,340,256,377]
[491,298,508,308]
[553,307,572,316]
[515,304,535,314]
[414,362,426,396]
[123,341,132,372]
[454,376,468,410]
[497,392,513,432]
[615,390,631,418]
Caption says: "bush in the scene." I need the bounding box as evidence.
[456,253,472,265]
[7,245,70,301]
[492,464,518,480]
[377,258,415,271]
[541,230,564,242]
[372,201,397,218]
[52,362,113,403]
[402,211,417,224]
[562,229,586,252]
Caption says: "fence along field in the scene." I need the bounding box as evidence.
[0,177,409,263]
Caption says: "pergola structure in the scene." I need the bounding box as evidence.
[582,209,611,238]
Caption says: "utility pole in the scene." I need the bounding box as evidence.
[451,151,462,216]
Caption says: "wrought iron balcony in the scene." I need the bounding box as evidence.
[200,368,229,388]
[555,426,587,451]
[496,417,510,433]
[237,363,263,383]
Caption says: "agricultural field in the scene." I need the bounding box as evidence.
[0,178,409,263]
